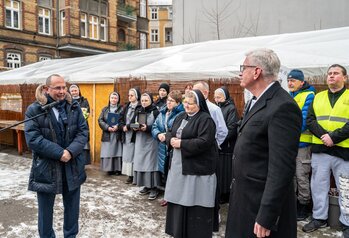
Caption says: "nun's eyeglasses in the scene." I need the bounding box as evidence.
[183,101,196,106]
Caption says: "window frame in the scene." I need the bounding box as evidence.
[5,0,21,30]
[165,28,172,42]
[150,29,159,42]
[39,55,52,61]
[100,18,107,41]
[6,52,22,69]
[80,13,88,38]
[89,15,99,40]
[38,7,51,35]
[151,7,158,20]
[140,0,146,18]
[60,10,66,36]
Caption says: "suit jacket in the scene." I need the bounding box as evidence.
[225,82,302,238]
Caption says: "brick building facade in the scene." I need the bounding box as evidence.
[0,0,149,70]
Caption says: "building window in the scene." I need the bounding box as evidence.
[168,7,173,20]
[151,8,158,20]
[6,52,21,69]
[39,56,52,61]
[60,10,66,36]
[140,0,146,18]
[118,29,126,42]
[165,28,172,42]
[81,13,88,38]
[100,18,107,41]
[100,1,107,16]
[151,29,158,42]
[38,0,53,8]
[140,32,146,49]
[89,15,99,40]
[79,1,108,40]
[38,8,51,35]
[5,0,20,29]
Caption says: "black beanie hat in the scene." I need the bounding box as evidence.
[158,83,170,94]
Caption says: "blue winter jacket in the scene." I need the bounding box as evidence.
[151,103,184,173]
[25,95,88,194]
[289,81,316,148]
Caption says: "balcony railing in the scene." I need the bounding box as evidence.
[117,3,137,23]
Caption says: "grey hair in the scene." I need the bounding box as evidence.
[46,74,63,85]
[184,91,198,104]
[193,81,209,91]
[245,48,280,81]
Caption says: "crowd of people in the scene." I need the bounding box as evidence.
[23,48,349,238]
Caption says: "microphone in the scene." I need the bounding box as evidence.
[41,101,60,111]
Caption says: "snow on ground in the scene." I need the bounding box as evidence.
[0,149,344,238]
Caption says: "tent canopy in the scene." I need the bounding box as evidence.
[0,27,348,85]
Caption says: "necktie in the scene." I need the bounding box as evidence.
[244,96,257,116]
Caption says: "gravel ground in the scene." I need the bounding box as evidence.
[0,147,343,238]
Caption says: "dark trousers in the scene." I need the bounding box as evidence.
[37,185,81,238]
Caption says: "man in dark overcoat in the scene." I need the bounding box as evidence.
[25,74,88,238]
[225,48,302,238]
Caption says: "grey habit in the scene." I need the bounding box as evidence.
[133,111,161,188]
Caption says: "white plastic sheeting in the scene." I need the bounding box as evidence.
[0,27,348,85]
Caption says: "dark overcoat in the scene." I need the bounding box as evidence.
[25,98,88,194]
[225,82,302,238]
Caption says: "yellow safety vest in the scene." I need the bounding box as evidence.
[294,91,314,143]
[312,89,349,148]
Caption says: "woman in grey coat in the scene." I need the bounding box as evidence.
[98,92,123,175]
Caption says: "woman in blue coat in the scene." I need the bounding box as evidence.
[152,90,184,205]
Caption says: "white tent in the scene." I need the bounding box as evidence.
[0,27,348,85]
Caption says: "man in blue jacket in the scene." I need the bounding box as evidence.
[287,69,315,221]
[25,74,88,238]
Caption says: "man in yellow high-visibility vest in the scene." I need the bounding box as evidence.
[287,69,315,221]
[303,64,349,237]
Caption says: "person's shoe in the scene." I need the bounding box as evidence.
[160,199,168,206]
[343,228,349,238]
[302,219,327,233]
[107,171,116,175]
[125,176,133,184]
[297,203,310,221]
[139,187,151,195]
[114,171,121,176]
[148,189,159,200]
[341,223,349,238]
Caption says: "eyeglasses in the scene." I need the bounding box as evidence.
[167,99,176,103]
[49,86,67,91]
[240,65,257,72]
[183,101,196,106]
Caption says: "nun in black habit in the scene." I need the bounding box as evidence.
[214,86,239,204]
[164,89,218,238]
